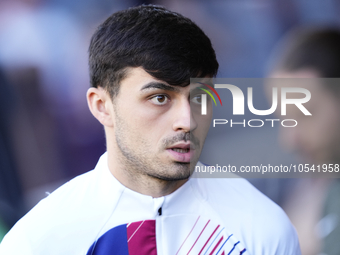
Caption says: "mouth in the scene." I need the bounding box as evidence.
[166,143,195,163]
[170,148,190,153]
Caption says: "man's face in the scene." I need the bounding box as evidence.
[110,67,212,181]
[269,70,340,164]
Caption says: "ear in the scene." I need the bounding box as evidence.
[87,87,114,127]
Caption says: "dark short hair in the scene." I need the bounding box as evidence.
[89,5,219,97]
[275,27,340,77]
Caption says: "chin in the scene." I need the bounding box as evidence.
[156,174,190,182]
[150,162,191,181]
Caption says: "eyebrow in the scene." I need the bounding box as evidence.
[190,86,209,93]
[140,82,180,92]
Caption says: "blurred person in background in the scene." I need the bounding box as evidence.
[0,68,25,241]
[0,0,108,207]
[268,27,340,255]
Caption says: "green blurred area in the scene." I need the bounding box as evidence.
[0,218,8,242]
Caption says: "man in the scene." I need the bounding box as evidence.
[0,68,25,241]
[269,27,340,165]
[268,27,340,255]
[0,5,300,254]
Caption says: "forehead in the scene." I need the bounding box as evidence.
[267,70,340,117]
[119,67,191,93]
[269,69,320,79]
[267,69,322,94]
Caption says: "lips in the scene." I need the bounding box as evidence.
[171,148,190,153]
[166,142,195,163]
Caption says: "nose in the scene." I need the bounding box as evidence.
[172,99,197,132]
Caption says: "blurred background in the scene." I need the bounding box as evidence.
[0,0,339,254]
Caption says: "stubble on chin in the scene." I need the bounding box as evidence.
[114,117,188,182]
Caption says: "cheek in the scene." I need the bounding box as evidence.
[198,116,212,136]
[130,107,171,143]
[192,107,212,143]
[317,115,340,150]
[115,103,158,144]
[134,106,171,129]
[302,101,340,152]
[193,100,213,122]
[122,100,166,126]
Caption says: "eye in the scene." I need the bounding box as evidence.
[150,95,169,105]
[191,94,203,104]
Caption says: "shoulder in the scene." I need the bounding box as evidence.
[0,153,120,254]
[0,170,96,253]
[194,177,301,255]
[23,168,100,218]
